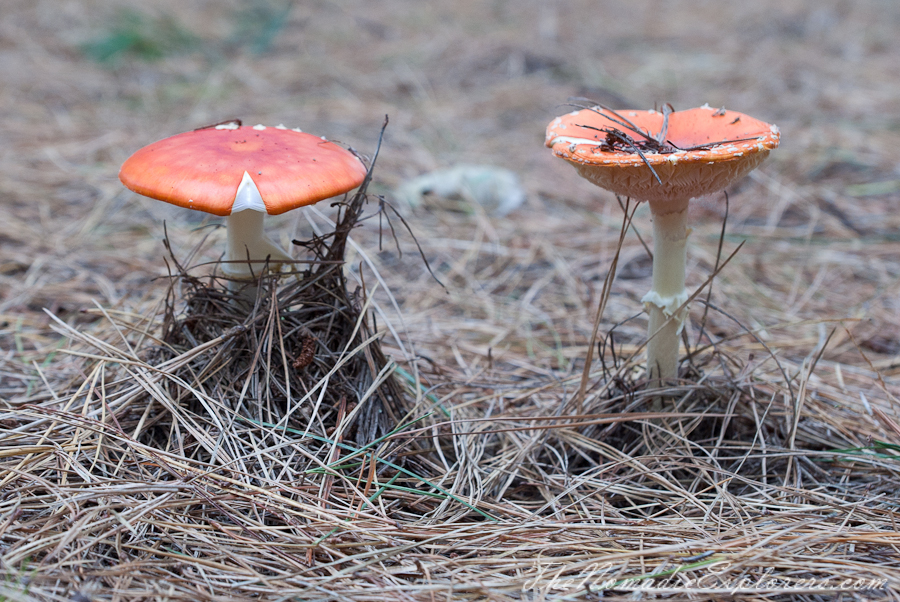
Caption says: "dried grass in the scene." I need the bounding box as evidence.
[4,188,899,599]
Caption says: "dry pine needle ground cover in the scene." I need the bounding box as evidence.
[1,1,900,600]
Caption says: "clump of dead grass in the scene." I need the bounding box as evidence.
[145,164,409,460]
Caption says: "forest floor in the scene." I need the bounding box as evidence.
[1,1,899,600]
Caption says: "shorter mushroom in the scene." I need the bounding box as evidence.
[120,121,367,291]
[546,105,780,384]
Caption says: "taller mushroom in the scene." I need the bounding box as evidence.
[120,122,367,286]
[546,105,779,384]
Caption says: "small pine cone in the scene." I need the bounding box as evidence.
[292,336,316,369]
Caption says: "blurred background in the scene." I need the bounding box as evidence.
[2,0,899,376]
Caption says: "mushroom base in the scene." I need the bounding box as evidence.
[646,303,685,384]
[644,198,690,384]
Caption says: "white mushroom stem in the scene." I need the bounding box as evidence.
[642,197,691,383]
[223,209,293,282]
[220,171,293,289]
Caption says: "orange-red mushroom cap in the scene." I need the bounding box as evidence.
[545,105,780,203]
[119,125,368,216]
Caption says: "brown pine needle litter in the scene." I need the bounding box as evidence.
[3,164,900,600]
[3,2,900,601]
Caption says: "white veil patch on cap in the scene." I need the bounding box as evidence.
[230,171,268,214]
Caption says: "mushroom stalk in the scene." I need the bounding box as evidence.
[643,198,690,383]
[223,209,293,282]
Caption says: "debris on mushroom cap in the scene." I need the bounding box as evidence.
[119,126,367,216]
[545,106,780,203]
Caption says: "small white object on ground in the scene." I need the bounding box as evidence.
[394,165,526,216]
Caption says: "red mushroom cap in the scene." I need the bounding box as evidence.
[545,105,780,203]
[119,125,368,216]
